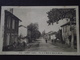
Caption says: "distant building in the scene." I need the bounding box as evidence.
[61,20,76,49]
[3,10,22,48]
[43,33,50,41]
[45,31,56,41]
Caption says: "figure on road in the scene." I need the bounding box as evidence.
[45,39,47,43]
[44,34,48,43]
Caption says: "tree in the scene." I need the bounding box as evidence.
[27,23,41,42]
[42,30,45,37]
[47,8,76,25]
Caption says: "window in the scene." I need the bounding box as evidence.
[8,17,11,28]
[7,16,11,29]
[6,16,8,28]
[12,19,15,29]
[10,34,17,44]
[6,33,10,45]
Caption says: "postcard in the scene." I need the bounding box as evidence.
[0,6,79,55]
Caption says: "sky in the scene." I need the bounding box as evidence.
[4,7,69,36]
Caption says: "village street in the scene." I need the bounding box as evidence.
[24,37,70,52]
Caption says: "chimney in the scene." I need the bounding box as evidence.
[10,8,13,13]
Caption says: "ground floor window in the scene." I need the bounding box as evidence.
[10,33,18,45]
[6,33,10,45]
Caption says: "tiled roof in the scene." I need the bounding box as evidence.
[61,21,76,27]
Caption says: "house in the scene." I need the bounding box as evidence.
[19,26,27,38]
[3,10,22,49]
[61,20,76,49]
[18,25,29,44]
[44,31,57,41]
[48,31,56,38]
[43,33,50,41]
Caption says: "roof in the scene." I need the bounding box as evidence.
[47,31,56,35]
[61,21,76,27]
[5,10,22,22]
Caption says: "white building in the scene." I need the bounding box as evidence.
[19,26,27,37]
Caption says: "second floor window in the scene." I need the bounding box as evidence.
[12,19,15,29]
[7,16,11,29]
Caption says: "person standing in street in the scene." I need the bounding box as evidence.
[44,34,48,43]
[45,39,47,43]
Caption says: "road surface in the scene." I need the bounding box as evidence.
[24,38,69,52]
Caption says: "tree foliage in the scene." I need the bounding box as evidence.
[47,8,76,25]
[27,23,41,41]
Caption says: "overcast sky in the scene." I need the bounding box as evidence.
[13,7,66,33]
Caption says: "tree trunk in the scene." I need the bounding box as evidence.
[70,18,74,49]
[71,30,74,49]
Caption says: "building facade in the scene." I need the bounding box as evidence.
[3,10,22,47]
[61,20,76,49]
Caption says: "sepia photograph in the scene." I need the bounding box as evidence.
[0,6,79,55]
